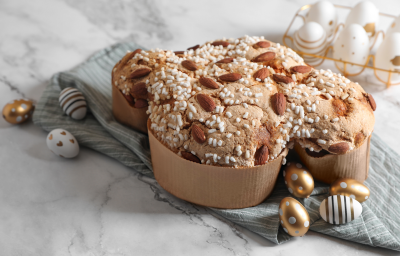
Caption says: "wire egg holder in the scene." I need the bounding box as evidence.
[283,4,400,88]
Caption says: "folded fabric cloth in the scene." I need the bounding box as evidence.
[33,42,400,251]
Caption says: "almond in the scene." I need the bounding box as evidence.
[318,94,329,100]
[255,145,269,166]
[132,49,142,56]
[216,58,234,64]
[118,49,142,68]
[129,68,151,79]
[328,142,349,155]
[253,41,271,49]
[254,126,271,148]
[197,94,216,112]
[187,44,200,51]
[174,51,185,55]
[181,151,201,163]
[211,41,229,47]
[354,132,365,147]
[253,68,270,81]
[219,73,242,82]
[271,93,286,116]
[291,65,312,73]
[252,52,276,62]
[131,82,148,97]
[192,124,206,144]
[134,99,148,108]
[272,74,293,84]
[332,98,347,116]
[199,77,219,89]
[367,93,376,111]
[181,60,198,71]
[123,93,135,105]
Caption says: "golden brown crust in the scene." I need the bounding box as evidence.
[112,36,375,167]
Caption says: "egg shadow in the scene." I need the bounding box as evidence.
[0,116,34,129]
[25,141,83,162]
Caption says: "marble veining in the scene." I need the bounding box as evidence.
[1,0,400,255]
[0,75,27,98]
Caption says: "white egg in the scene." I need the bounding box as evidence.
[294,22,327,65]
[46,128,79,158]
[59,87,87,120]
[345,1,379,38]
[333,24,370,74]
[319,195,362,224]
[375,32,400,84]
[386,15,400,37]
[305,1,338,38]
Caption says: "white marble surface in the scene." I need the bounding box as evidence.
[1,0,400,255]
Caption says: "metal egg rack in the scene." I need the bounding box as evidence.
[283,4,400,88]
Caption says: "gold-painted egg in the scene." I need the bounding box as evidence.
[2,99,34,124]
[330,178,370,203]
[283,162,314,198]
[279,197,310,237]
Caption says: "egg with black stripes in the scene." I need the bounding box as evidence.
[59,87,87,120]
[319,195,362,225]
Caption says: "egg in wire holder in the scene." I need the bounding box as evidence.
[283,3,400,89]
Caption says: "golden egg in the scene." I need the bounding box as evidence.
[330,178,370,203]
[279,197,310,237]
[283,162,314,198]
[2,99,35,124]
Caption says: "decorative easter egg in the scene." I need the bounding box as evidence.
[279,197,310,236]
[46,128,79,158]
[283,162,314,198]
[330,178,370,203]
[319,195,362,224]
[305,0,338,38]
[2,99,34,124]
[59,87,87,120]
[375,32,400,84]
[333,24,370,74]
[386,15,400,36]
[294,22,327,65]
[345,1,379,37]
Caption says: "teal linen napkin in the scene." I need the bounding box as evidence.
[33,42,400,251]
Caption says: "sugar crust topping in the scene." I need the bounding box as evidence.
[112,35,375,167]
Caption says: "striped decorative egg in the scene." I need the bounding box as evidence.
[319,195,362,225]
[59,87,87,120]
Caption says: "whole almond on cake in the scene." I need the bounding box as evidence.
[112,36,375,167]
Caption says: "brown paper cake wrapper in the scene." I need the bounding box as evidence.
[148,121,289,209]
[112,85,149,134]
[294,136,371,184]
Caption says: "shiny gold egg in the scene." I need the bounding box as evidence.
[330,178,370,203]
[283,162,314,198]
[279,197,310,237]
[2,99,34,124]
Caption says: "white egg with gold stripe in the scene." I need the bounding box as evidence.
[319,195,362,224]
[59,87,87,120]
